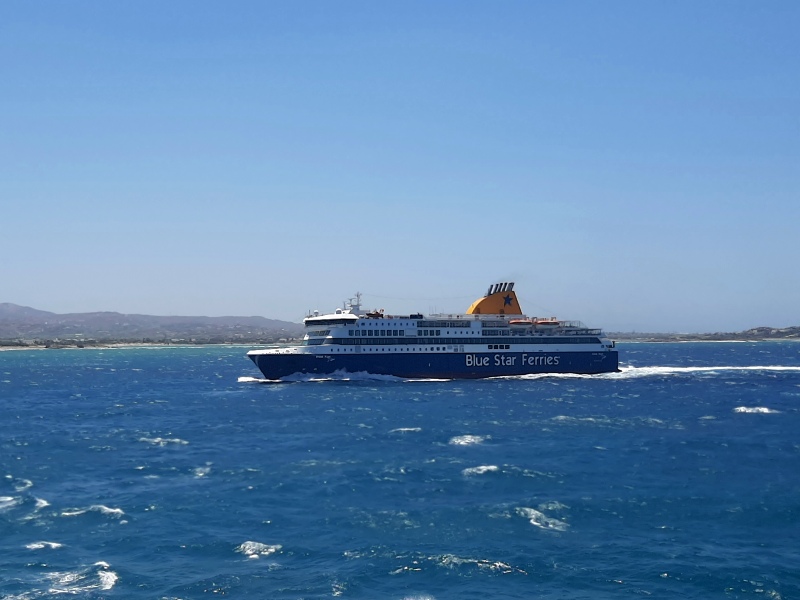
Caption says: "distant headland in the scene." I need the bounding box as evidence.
[0,302,304,349]
[0,302,797,349]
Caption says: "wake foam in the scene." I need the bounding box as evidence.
[498,365,800,381]
[611,365,800,379]
[242,364,800,384]
[240,370,451,383]
[238,376,275,383]
[238,371,408,383]
[284,370,414,383]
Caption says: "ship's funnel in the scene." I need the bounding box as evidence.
[466,283,522,315]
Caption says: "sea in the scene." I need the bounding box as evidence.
[1,341,799,599]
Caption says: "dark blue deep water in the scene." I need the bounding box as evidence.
[1,342,799,599]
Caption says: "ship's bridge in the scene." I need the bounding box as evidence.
[303,313,359,327]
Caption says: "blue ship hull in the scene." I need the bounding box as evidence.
[249,349,619,380]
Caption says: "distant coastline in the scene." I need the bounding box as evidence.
[609,327,800,343]
[0,338,301,350]
[2,329,798,350]
[0,341,292,351]
[1,301,797,349]
[0,302,304,349]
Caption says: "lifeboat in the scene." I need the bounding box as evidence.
[535,317,561,328]
[508,318,533,326]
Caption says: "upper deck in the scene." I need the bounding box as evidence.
[302,284,607,339]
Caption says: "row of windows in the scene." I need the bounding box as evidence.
[306,318,356,326]
[309,346,454,353]
[314,327,599,340]
[417,320,472,328]
[350,329,406,337]
[347,328,480,337]
[325,337,601,346]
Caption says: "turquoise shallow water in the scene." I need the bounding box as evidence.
[1,342,799,599]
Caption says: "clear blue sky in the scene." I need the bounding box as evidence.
[2,1,798,332]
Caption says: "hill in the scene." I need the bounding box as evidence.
[1,302,797,347]
[0,302,304,345]
[609,326,800,342]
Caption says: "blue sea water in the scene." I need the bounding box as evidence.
[1,342,799,599]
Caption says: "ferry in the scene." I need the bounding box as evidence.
[247,283,618,380]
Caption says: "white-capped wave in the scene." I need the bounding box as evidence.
[98,568,118,590]
[434,553,527,574]
[516,506,568,531]
[449,434,490,446]
[26,541,64,550]
[45,561,117,594]
[139,436,189,446]
[194,464,212,478]
[734,406,781,414]
[390,427,422,433]
[462,465,499,476]
[0,495,21,511]
[61,505,125,518]
[538,500,569,511]
[389,552,527,578]
[552,415,613,425]
[13,478,33,492]
[236,541,282,558]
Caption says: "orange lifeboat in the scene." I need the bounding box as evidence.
[535,317,561,328]
[508,318,533,326]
